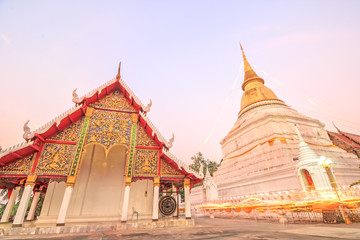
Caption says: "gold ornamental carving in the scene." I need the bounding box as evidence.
[49,117,83,142]
[137,127,157,147]
[25,175,37,187]
[184,178,190,187]
[35,143,75,175]
[0,154,36,174]
[90,91,135,112]
[86,110,132,148]
[134,149,158,176]
[161,160,183,177]
[153,177,160,187]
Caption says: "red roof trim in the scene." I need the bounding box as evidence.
[0,78,201,182]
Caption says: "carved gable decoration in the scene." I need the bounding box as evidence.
[137,127,157,147]
[86,110,132,148]
[49,117,83,142]
[34,143,75,175]
[90,91,135,112]
[0,154,36,174]
[133,149,158,176]
[161,159,184,177]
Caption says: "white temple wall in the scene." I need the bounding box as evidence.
[37,181,65,223]
[190,186,203,204]
[67,144,126,221]
[37,144,128,223]
[127,179,154,220]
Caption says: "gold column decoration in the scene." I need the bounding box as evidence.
[125,177,132,187]
[66,176,77,188]
[68,107,94,178]
[24,175,37,187]
[153,177,160,188]
[125,113,138,178]
[184,178,190,187]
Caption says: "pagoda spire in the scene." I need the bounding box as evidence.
[238,44,282,113]
[240,43,264,90]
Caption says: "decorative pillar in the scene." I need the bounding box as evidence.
[56,176,76,226]
[152,177,160,221]
[56,107,94,226]
[1,186,20,223]
[13,175,37,227]
[26,187,42,221]
[184,178,191,219]
[121,177,132,223]
[121,113,138,223]
[172,184,178,217]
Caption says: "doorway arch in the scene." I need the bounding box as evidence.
[300,169,316,191]
[67,143,127,220]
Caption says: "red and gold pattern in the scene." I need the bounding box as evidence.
[49,117,83,142]
[86,110,132,148]
[90,91,135,112]
[133,149,158,176]
[161,160,183,177]
[34,143,75,175]
[137,127,157,147]
[0,154,36,174]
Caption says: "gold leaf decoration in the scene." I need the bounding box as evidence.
[35,143,75,175]
[134,149,158,176]
[90,91,135,112]
[86,110,132,148]
[0,154,36,174]
[49,117,83,142]
[161,159,183,176]
[137,127,157,147]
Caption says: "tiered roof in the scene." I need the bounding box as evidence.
[328,128,360,157]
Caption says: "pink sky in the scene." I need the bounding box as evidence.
[1,1,360,164]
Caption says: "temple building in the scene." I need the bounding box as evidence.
[0,65,201,227]
[192,46,360,203]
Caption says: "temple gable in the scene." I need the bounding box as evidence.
[0,154,36,174]
[134,149,159,176]
[90,90,136,112]
[137,127,157,147]
[49,117,83,142]
[34,143,75,175]
[161,160,184,177]
[86,110,132,148]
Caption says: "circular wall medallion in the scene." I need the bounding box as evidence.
[159,196,177,216]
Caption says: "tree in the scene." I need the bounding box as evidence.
[189,152,219,177]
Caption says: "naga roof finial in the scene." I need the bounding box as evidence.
[144,99,152,113]
[23,120,31,140]
[166,133,175,148]
[116,62,121,80]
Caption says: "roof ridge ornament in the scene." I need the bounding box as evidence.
[23,120,31,140]
[166,133,175,148]
[72,88,81,105]
[144,99,152,113]
[116,62,121,80]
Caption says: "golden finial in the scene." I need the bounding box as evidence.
[239,42,246,59]
[116,61,121,80]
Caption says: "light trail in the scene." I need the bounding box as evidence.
[199,63,244,153]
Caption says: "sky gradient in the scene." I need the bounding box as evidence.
[1,1,360,164]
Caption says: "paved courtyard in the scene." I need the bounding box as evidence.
[3,217,360,240]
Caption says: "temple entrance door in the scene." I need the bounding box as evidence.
[301,169,316,191]
[67,144,127,220]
